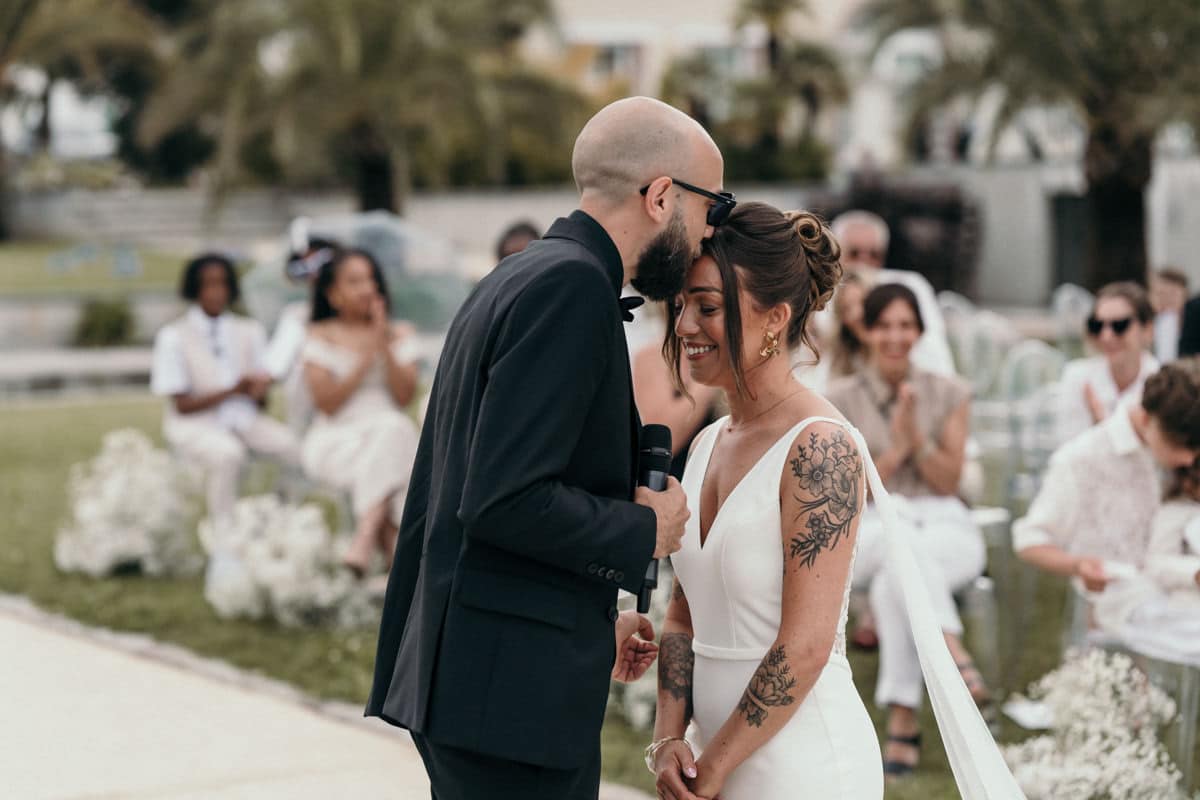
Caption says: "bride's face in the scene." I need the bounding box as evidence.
[674,255,770,390]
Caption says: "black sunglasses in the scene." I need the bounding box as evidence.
[639,178,737,227]
[1086,316,1133,336]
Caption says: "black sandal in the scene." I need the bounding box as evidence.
[883,732,921,778]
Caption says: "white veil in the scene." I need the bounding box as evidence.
[848,425,1027,799]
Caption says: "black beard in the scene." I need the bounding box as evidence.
[630,215,695,301]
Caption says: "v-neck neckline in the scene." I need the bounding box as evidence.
[694,418,785,551]
[692,414,851,551]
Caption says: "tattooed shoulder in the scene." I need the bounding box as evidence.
[786,425,863,570]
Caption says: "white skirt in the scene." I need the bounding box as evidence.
[301,409,418,522]
[690,649,883,799]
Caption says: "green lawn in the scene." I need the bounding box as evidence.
[0,241,187,296]
[1,394,1074,798]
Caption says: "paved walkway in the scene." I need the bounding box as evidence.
[0,598,650,799]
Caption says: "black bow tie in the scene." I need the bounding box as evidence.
[619,296,645,322]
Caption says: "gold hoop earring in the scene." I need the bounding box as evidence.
[759,329,781,359]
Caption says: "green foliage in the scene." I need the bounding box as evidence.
[71,296,134,347]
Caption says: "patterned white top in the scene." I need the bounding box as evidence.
[1013,407,1161,567]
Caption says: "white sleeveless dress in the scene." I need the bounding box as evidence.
[671,416,883,799]
[672,415,1027,800]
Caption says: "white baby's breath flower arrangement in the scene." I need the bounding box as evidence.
[55,429,201,577]
[1002,648,1191,800]
[199,495,375,628]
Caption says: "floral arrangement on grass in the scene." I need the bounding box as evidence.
[199,494,375,628]
[1002,648,1193,800]
[55,428,201,577]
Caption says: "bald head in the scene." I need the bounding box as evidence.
[572,97,718,204]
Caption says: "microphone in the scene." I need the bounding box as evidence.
[637,424,672,614]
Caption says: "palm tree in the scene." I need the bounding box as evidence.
[0,0,152,237]
[140,0,567,215]
[732,0,847,172]
[861,0,1200,289]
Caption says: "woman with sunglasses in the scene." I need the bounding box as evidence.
[1056,282,1158,446]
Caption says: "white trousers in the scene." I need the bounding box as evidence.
[853,495,986,709]
[165,414,301,524]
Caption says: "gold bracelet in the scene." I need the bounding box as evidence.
[644,736,690,775]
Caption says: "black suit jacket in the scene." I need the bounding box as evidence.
[365,211,657,769]
[1180,295,1200,358]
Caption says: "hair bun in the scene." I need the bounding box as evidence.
[785,209,842,315]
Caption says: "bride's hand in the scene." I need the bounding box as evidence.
[686,756,726,799]
[654,740,703,800]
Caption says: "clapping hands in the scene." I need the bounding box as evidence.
[888,383,921,455]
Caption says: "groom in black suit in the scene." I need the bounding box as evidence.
[366,97,729,799]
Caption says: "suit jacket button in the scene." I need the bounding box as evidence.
[614,571,624,582]
[608,606,619,623]
[587,563,598,575]
[604,569,615,580]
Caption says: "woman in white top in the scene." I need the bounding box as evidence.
[302,249,420,575]
[1016,360,1200,624]
[1056,282,1159,445]
[151,254,300,527]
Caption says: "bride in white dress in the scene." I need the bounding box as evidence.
[648,203,1023,800]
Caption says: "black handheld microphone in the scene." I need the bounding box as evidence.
[637,424,672,614]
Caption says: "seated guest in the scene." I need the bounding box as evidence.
[827,270,869,380]
[151,253,301,526]
[1015,360,1200,626]
[630,301,721,479]
[1056,281,1158,445]
[1150,268,1189,363]
[830,210,956,377]
[301,248,420,575]
[264,225,340,433]
[826,283,988,778]
[1145,461,1200,608]
[494,219,541,262]
[1179,286,1200,358]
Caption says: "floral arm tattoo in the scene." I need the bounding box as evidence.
[736,644,797,727]
[658,633,695,721]
[788,429,863,570]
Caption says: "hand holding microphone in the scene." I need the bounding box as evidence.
[634,424,689,613]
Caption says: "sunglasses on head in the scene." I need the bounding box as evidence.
[639,178,737,227]
[1086,316,1133,336]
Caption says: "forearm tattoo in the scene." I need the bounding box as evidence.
[659,633,695,719]
[737,644,796,727]
[788,429,863,570]
[672,577,685,601]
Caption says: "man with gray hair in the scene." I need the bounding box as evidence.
[366,97,729,799]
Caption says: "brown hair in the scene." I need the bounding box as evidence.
[664,202,842,399]
[829,272,867,378]
[862,283,925,333]
[1142,357,1200,450]
[1156,268,1189,292]
[1094,281,1155,325]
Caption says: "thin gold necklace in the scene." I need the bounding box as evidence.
[726,387,804,432]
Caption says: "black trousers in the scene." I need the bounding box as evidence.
[411,733,601,800]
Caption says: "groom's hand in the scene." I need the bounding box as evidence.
[636,477,690,559]
[612,611,658,682]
